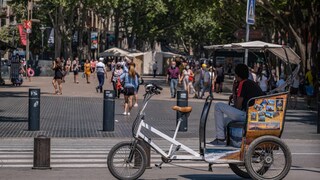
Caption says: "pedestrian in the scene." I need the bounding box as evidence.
[227,63,232,79]
[95,58,107,93]
[276,75,286,92]
[72,57,80,84]
[193,65,201,98]
[257,69,268,94]
[26,65,34,82]
[90,59,96,73]
[52,58,64,95]
[84,59,91,84]
[305,66,318,109]
[200,64,211,99]
[65,57,71,74]
[179,65,191,94]
[166,61,180,98]
[120,64,138,116]
[152,61,158,78]
[289,74,300,109]
[215,64,224,93]
[111,62,124,98]
[268,69,277,91]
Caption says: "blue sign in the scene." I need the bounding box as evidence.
[246,0,256,25]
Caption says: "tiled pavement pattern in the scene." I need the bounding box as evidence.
[0,96,216,138]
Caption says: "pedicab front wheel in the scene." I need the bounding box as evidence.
[107,141,147,180]
[245,136,292,180]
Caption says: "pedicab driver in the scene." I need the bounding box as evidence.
[210,64,264,145]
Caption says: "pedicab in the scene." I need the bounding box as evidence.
[107,41,300,180]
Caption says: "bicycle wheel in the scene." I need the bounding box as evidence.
[107,141,147,180]
[229,163,250,179]
[245,136,292,180]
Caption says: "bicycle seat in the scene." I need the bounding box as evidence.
[172,106,192,113]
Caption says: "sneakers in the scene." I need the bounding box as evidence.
[134,103,138,107]
[95,87,99,93]
[208,139,226,146]
[123,112,130,116]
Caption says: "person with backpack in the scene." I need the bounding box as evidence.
[52,58,64,95]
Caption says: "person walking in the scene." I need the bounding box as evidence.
[52,58,64,95]
[111,62,124,98]
[90,59,96,73]
[65,57,71,74]
[152,61,158,78]
[72,57,80,83]
[289,74,300,109]
[95,58,107,93]
[200,65,211,99]
[120,64,138,116]
[257,70,268,94]
[84,59,91,84]
[305,66,318,109]
[166,61,180,98]
[215,64,224,93]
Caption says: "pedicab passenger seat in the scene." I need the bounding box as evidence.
[226,92,289,148]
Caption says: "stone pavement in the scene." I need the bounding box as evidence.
[0,73,318,139]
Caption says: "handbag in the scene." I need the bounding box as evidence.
[82,73,85,78]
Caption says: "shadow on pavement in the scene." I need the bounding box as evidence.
[180,174,242,180]
[0,116,28,122]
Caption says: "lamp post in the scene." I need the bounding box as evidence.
[39,25,49,60]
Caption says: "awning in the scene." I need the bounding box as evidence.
[99,47,130,57]
[204,41,301,64]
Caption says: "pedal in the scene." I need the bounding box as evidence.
[155,162,163,169]
[208,163,213,172]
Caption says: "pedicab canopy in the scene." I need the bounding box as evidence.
[204,41,300,65]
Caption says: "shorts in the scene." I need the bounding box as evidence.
[124,87,135,96]
[290,87,298,95]
[216,76,224,83]
[73,70,79,75]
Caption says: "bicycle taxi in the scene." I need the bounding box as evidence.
[107,41,301,180]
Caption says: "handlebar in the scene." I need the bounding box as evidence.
[145,83,162,95]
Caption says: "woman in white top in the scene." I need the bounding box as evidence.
[179,66,192,95]
[289,74,300,109]
[257,71,268,93]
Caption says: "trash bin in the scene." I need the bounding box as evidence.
[33,135,51,169]
[176,90,188,132]
[103,90,115,131]
[28,89,40,131]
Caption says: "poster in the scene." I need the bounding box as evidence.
[17,24,26,46]
[91,32,98,49]
[247,94,287,131]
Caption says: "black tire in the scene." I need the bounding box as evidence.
[229,163,251,179]
[245,136,292,180]
[107,141,147,180]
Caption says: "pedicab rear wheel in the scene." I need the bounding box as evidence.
[107,141,147,180]
[245,136,292,180]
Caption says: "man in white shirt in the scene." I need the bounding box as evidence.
[95,58,107,93]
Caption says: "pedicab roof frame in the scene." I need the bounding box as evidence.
[203,41,301,65]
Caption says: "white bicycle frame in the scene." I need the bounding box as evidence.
[134,98,202,161]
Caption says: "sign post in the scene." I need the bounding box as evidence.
[245,0,256,65]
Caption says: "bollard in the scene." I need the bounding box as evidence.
[33,135,51,169]
[176,90,188,132]
[135,140,151,169]
[103,90,115,131]
[317,94,319,134]
[28,89,40,131]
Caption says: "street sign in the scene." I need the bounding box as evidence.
[246,0,256,25]
[234,29,263,40]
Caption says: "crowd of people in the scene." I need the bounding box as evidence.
[50,56,142,116]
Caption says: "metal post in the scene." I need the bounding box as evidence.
[244,23,250,65]
[317,94,319,134]
[176,91,188,132]
[26,0,31,63]
[33,135,51,169]
[28,88,40,131]
[103,90,115,131]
